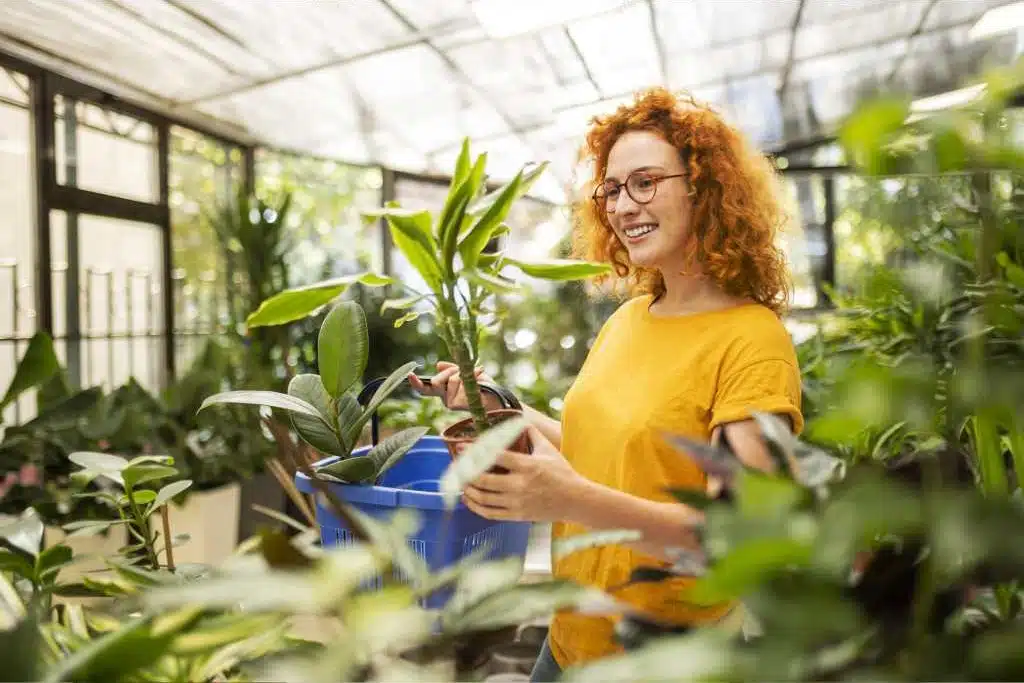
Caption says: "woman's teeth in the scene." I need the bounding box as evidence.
[625,224,657,238]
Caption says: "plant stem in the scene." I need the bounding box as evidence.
[438,296,490,433]
[161,505,175,572]
[125,484,160,571]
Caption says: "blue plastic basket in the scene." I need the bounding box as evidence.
[294,434,532,608]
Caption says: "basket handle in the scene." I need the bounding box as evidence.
[356,374,522,446]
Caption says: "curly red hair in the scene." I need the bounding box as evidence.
[571,87,791,315]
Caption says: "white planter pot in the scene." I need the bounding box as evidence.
[166,482,241,568]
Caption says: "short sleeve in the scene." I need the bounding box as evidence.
[709,358,804,435]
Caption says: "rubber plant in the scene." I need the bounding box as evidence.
[241,138,611,453]
[198,300,428,484]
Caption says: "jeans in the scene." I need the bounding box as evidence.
[529,638,562,682]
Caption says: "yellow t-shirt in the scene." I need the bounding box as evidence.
[549,294,803,669]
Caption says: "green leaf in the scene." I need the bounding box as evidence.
[686,538,813,605]
[447,580,595,633]
[0,550,34,580]
[440,153,486,275]
[335,393,363,453]
[118,489,158,507]
[393,311,423,328]
[35,544,73,582]
[318,456,377,484]
[42,616,171,683]
[440,417,530,508]
[0,508,44,557]
[504,257,612,281]
[468,161,549,216]
[287,374,345,455]
[345,360,420,447]
[667,487,716,510]
[463,267,521,295]
[375,207,444,291]
[122,465,178,489]
[552,530,643,562]
[381,294,429,312]
[318,301,368,399]
[69,451,129,474]
[150,480,193,511]
[368,427,430,481]
[460,172,522,268]
[245,273,393,328]
[198,390,322,419]
[563,630,733,683]
[839,96,912,175]
[0,331,60,414]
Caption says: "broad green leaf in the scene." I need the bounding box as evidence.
[440,154,486,274]
[318,301,368,399]
[463,266,521,295]
[288,374,344,455]
[368,427,429,480]
[468,161,549,216]
[170,614,286,655]
[122,464,177,489]
[839,96,912,175]
[0,331,60,414]
[35,544,73,581]
[444,556,526,620]
[381,294,429,312]
[69,451,129,473]
[345,360,420,447]
[42,616,170,683]
[245,273,393,328]
[198,390,321,419]
[440,417,529,508]
[563,630,733,682]
[118,489,158,507]
[393,311,424,328]
[0,550,34,580]
[460,171,522,267]
[505,257,612,281]
[376,208,444,291]
[335,393,362,453]
[0,508,44,557]
[686,538,813,605]
[347,507,428,581]
[317,456,377,484]
[125,455,175,468]
[150,480,193,511]
[552,529,643,562]
[667,487,716,510]
[447,580,593,633]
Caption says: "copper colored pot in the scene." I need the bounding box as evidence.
[440,408,532,460]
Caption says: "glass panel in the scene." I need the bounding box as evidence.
[0,68,36,425]
[51,212,166,394]
[169,126,243,372]
[780,175,827,309]
[54,94,159,203]
[256,150,384,281]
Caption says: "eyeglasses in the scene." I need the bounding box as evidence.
[592,171,686,212]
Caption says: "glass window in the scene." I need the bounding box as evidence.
[50,212,166,394]
[54,95,159,203]
[0,66,36,425]
[169,126,243,371]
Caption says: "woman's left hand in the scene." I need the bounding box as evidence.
[463,425,588,523]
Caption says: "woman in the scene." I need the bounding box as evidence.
[410,87,803,680]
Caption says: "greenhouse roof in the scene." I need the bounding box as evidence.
[0,0,1020,202]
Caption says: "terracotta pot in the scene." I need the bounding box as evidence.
[440,408,531,460]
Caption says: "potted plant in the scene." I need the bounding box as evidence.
[242,138,611,456]
[198,299,429,486]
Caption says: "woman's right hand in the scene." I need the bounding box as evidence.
[408,361,496,411]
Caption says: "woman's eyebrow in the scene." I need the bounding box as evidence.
[604,164,666,181]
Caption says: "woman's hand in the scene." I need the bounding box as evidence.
[408,361,498,411]
[463,425,588,523]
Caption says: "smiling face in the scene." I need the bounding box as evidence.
[598,130,693,271]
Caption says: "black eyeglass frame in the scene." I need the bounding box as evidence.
[592,171,688,212]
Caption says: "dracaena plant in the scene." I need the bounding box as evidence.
[241,138,611,435]
[198,300,429,484]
